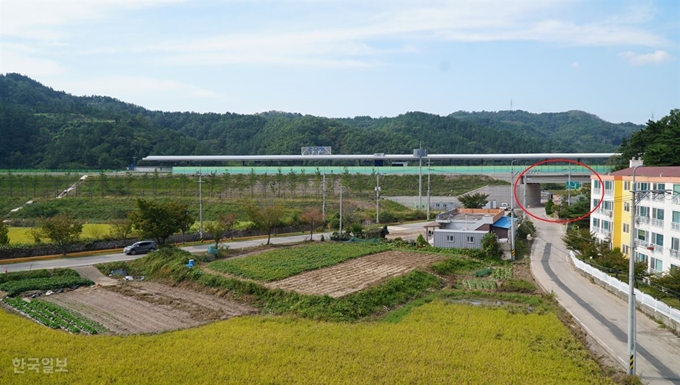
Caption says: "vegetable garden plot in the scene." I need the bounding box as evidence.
[43,281,255,334]
[265,250,446,298]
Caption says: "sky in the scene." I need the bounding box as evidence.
[1,0,679,124]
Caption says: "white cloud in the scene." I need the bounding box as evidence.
[619,50,673,66]
[0,0,184,40]
[571,62,579,68]
[0,48,64,76]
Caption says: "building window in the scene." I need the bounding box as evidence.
[593,180,601,189]
[466,236,474,243]
[653,233,664,246]
[635,252,648,263]
[637,206,649,217]
[602,220,611,231]
[446,235,454,242]
[622,245,629,255]
[657,183,665,191]
[651,258,663,272]
[624,181,630,190]
[637,230,647,241]
[639,182,649,191]
[652,208,664,220]
[624,202,630,212]
[603,200,613,210]
[623,223,629,233]
[674,184,680,196]
[592,218,600,228]
[671,237,679,251]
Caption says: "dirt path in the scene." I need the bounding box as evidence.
[71,265,119,286]
[44,281,255,334]
[265,250,445,297]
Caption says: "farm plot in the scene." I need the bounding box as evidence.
[44,281,255,334]
[266,250,446,297]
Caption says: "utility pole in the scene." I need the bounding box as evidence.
[198,168,204,239]
[427,157,431,220]
[322,172,326,221]
[626,164,668,377]
[567,163,572,205]
[419,153,423,209]
[627,165,640,377]
[339,182,343,235]
[510,160,516,261]
[375,173,381,223]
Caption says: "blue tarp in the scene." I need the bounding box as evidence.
[493,216,517,229]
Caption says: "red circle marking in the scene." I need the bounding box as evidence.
[513,158,604,224]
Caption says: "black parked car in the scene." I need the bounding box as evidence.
[123,241,157,255]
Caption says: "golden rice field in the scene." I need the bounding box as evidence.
[0,299,614,384]
[7,224,114,245]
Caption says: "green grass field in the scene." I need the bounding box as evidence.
[209,242,390,281]
[0,299,614,385]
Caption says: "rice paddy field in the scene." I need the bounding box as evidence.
[7,224,114,245]
[0,299,614,384]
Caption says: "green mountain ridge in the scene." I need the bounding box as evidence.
[0,73,642,169]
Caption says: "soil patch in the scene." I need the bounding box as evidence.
[43,281,255,335]
[266,250,445,298]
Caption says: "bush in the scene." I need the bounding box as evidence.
[431,258,483,275]
[499,279,536,293]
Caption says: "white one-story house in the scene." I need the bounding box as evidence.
[430,208,516,249]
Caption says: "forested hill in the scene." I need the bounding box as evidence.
[0,73,642,169]
[448,110,641,153]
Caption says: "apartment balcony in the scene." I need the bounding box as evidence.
[637,217,650,225]
[603,209,613,217]
[671,250,680,260]
[672,222,680,231]
[651,218,664,228]
[636,239,649,248]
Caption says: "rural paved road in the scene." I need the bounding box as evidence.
[0,221,430,273]
[528,208,680,385]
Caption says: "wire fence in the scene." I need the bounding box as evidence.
[570,251,680,324]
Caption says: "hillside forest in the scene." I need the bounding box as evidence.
[0,73,648,170]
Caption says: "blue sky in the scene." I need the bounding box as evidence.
[1,0,678,124]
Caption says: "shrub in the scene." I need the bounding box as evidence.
[499,279,536,293]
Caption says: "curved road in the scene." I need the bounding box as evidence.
[528,208,680,385]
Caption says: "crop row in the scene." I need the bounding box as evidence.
[463,279,497,290]
[3,297,107,334]
[0,268,79,284]
[492,267,513,280]
[209,242,390,282]
[0,276,94,296]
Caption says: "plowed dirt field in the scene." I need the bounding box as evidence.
[44,281,255,334]
[265,250,445,297]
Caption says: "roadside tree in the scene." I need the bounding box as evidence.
[457,192,489,209]
[243,200,284,245]
[205,214,237,248]
[300,208,324,241]
[109,218,134,241]
[0,221,9,245]
[129,199,190,246]
[39,213,84,255]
